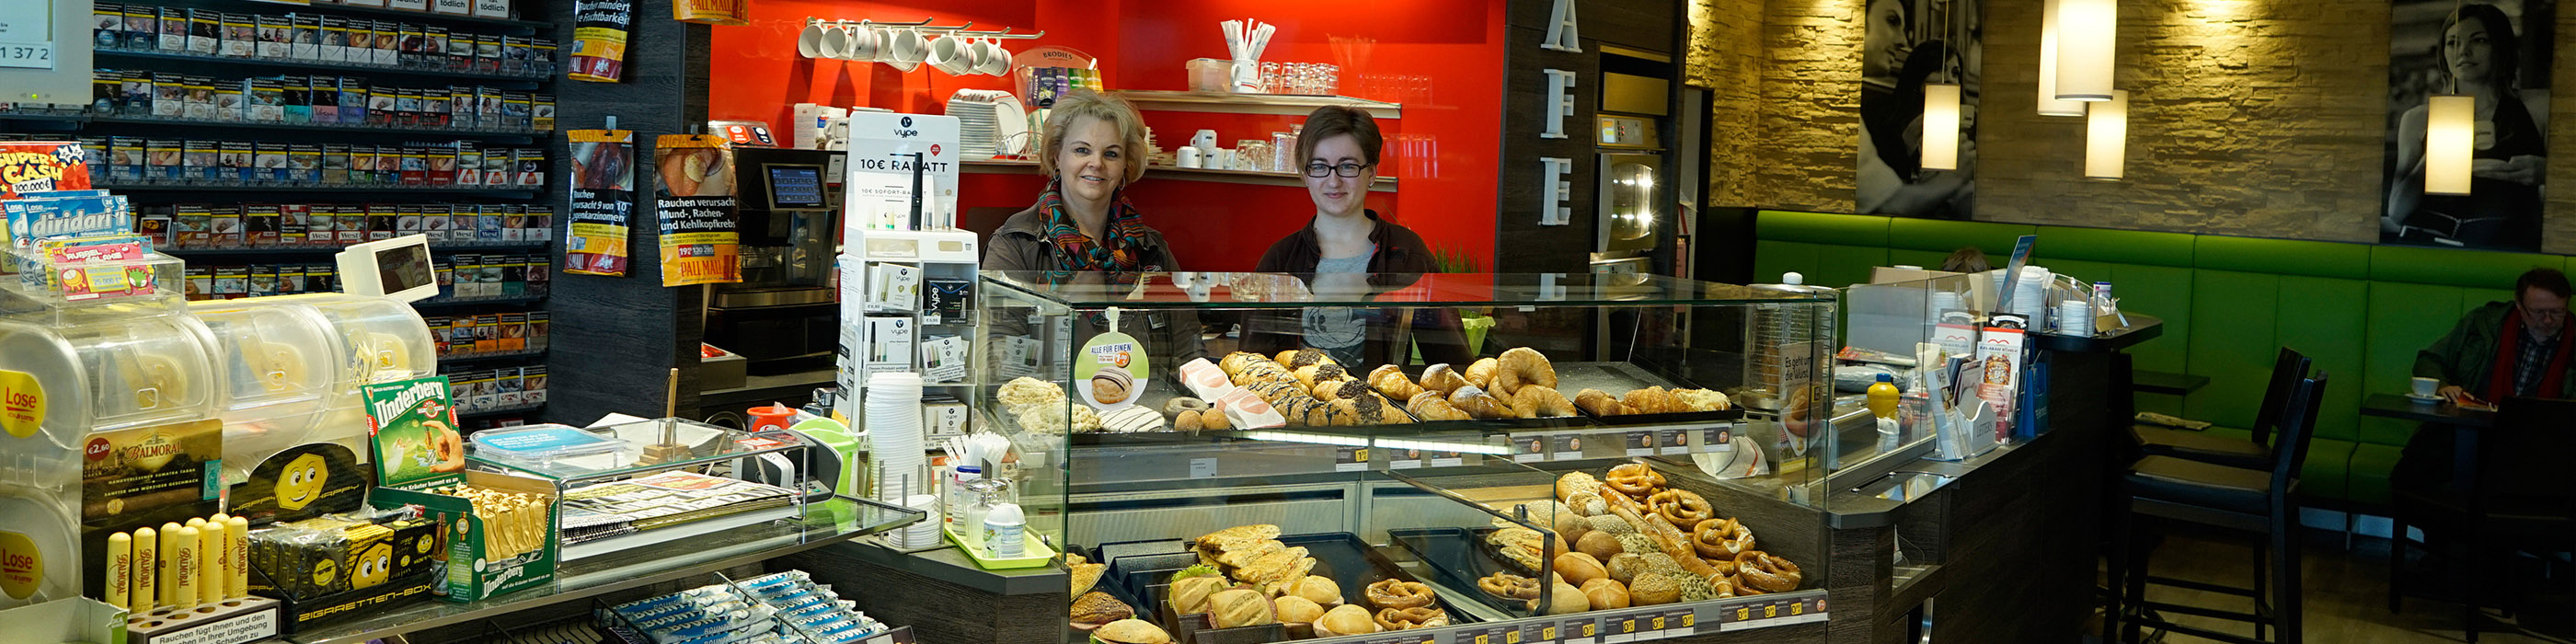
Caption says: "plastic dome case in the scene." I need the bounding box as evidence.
[277,294,436,385]
[189,298,366,488]
[47,305,223,434]
[0,319,93,609]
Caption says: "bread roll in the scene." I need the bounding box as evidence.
[1577,531,1624,562]
[1274,595,1325,624]
[1606,553,1649,584]
[1581,579,1632,610]
[1554,551,1608,587]
[1314,604,1382,638]
[1628,573,1681,605]
[1535,581,1588,615]
[1168,575,1228,615]
[1289,575,1341,606]
[1209,588,1277,628]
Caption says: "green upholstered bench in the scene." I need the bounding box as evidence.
[1751,210,2576,511]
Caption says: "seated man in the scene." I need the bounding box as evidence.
[2391,268,2573,489]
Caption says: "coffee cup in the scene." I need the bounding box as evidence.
[816,22,853,59]
[2410,377,2439,397]
[798,20,830,59]
[969,39,1002,75]
[1176,146,1203,168]
[926,33,974,75]
[1191,129,1219,150]
[840,25,884,62]
[886,28,930,65]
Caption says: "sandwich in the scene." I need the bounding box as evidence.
[1069,592,1133,631]
[1313,604,1381,638]
[1195,524,1281,555]
[1069,562,1107,596]
[1089,619,1172,644]
[1209,588,1278,628]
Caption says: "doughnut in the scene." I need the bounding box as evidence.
[1604,464,1665,500]
[1368,364,1426,401]
[1556,472,1603,501]
[1647,489,1713,526]
[1419,364,1470,396]
[1574,388,1630,416]
[1465,358,1501,389]
[1091,366,1134,404]
[1164,397,1212,416]
[1364,580,1435,610]
[1512,385,1577,418]
[1692,518,1755,559]
[1734,551,1802,592]
[1374,606,1449,631]
[1477,572,1540,601]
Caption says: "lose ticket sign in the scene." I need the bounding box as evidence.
[653,134,740,287]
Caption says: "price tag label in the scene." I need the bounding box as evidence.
[1553,434,1584,460]
[1514,435,1551,463]
[1623,431,1654,456]
[0,43,56,70]
[1389,446,1424,470]
[1561,617,1598,644]
[1699,424,1738,454]
[1333,447,1367,472]
[1189,457,1218,478]
[1673,609,1697,634]
[1432,451,1467,467]
[1658,429,1690,455]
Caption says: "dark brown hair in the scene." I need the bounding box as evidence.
[2516,267,2571,300]
[1296,105,1384,167]
[1941,247,1993,273]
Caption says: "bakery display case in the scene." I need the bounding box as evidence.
[970,271,1840,642]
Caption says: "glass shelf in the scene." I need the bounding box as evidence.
[466,422,799,484]
[981,271,1836,309]
[960,158,1397,193]
[1112,89,1401,119]
[280,497,922,644]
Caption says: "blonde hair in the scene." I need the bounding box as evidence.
[1037,90,1150,186]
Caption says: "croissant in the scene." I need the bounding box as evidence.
[1491,347,1559,397]
[1407,391,1472,421]
[1512,385,1576,418]
[1369,365,1426,401]
[1623,386,1681,415]
[1574,388,1629,416]
[1465,358,1501,389]
[1451,385,1517,420]
[1420,364,1471,396]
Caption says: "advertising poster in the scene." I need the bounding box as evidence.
[567,0,630,82]
[2379,0,2554,250]
[0,141,93,201]
[363,375,463,489]
[653,134,740,287]
[565,129,633,277]
[1857,0,1979,219]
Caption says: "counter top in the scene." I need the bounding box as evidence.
[805,538,1067,596]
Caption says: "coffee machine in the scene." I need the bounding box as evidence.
[706,147,844,376]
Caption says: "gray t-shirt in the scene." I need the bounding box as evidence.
[1303,249,1375,366]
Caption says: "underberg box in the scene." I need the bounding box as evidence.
[362,375,559,602]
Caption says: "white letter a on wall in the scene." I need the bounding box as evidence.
[1546,0,1583,52]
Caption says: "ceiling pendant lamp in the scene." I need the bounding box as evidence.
[2424,95,2475,195]
[1923,83,1962,170]
[2054,0,2117,101]
[2085,90,2128,180]
[2037,0,2087,115]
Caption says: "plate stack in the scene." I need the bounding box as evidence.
[947,90,1027,158]
[866,372,936,546]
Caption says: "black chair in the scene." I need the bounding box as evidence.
[2386,397,2576,642]
[2129,348,2310,469]
[2106,371,2329,644]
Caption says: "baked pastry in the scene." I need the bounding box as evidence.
[1563,492,1609,518]
[1198,524,1282,555]
[1648,489,1713,526]
[1091,365,1134,405]
[1581,578,1632,610]
[1627,572,1681,605]
[1713,575,1741,598]
[1692,518,1755,559]
[1449,385,1516,420]
[1288,575,1341,606]
[1199,409,1232,430]
[1735,551,1802,592]
[1218,351,1265,374]
[1577,531,1625,561]
[999,377,1067,414]
[1283,348,1331,369]
[1018,405,1101,433]
[1374,606,1450,631]
[1511,385,1577,418]
[1574,388,1631,416]
[1604,464,1666,500]
[1605,553,1649,584]
[1176,411,1204,431]
[1585,513,1636,537]
[1168,575,1229,615]
[1364,579,1436,610]
[1673,388,1731,411]
[1071,592,1133,630]
[1557,472,1603,501]
[1465,358,1501,389]
[1477,571,1541,601]
[1419,363,1470,396]
[1274,595,1325,624]
[1210,588,1278,628]
[1490,348,1560,397]
[1091,619,1173,644]
[1351,394,1408,425]
[1070,562,1107,595]
[1622,386,1684,415]
[1314,604,1381,638]
[1405,391,1471,421]
[1316,379,1371,402]
[1164,397,1212,416]
[1368,364,1427,401]
[1102,407,1164,432]
[1487,527,1555,572]
[1535,581,1588,615]
[1553,551,1608,586]
[1294,362,1349,389]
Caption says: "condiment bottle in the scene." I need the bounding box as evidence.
[1867,374,1901,419]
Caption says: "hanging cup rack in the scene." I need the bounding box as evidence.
[803,17,1047,40]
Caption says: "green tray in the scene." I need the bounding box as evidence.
[943,522,1057,569]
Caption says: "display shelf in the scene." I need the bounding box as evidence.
[162,241,550,258]
[95,47,551,82]
[961,158,1397,193]
[113,0,555,31]
[86,114,546,139]
[1111,89,1402,119]
[443,348,546,362]
[98,182,542,197]
[276,497,922,644]
[457,401,545,420]
[414,294,549,308]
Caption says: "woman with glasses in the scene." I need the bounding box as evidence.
[1243,106,1469,369]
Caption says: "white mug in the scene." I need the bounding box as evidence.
[1176,146,1203,168]
[1191,129,1219,150]
[975,42,1013,75]
[887,28,930,65]
[2410,377,2440,397]
[797,21,829,59]
[816,23,854,59]
[926,33,974,75]
[838,25,883,62]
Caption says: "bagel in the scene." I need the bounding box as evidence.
[1165,397,1212,416]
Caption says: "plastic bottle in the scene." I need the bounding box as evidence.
[1867,374,1901,419]
[982,502,1026,558]
[944,465,980,529]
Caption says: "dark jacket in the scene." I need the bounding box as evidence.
[2415,301,2576,398]
[980,200,1206,384]
[1241,211,1473,369]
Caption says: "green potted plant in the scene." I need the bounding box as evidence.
[1420,247,1494,361]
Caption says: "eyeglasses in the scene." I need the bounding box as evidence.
[1304,162,1374,178]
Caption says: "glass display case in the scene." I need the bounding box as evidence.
[970,271,1839,642]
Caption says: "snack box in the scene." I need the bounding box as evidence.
[370,470,560,602]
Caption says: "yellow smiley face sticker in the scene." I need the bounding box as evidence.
[351,542,392,589]
[310,558,337,587]
[274,453,328,511]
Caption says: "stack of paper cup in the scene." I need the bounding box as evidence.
[2012,268,2053,323]
[2058,300,2095,337]
[868,372,927,509]
[1929,290,1963,315]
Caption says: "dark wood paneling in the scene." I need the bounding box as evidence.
[1498,23,1604,274]
[1922,351,2115,644]
[546,0,710,424]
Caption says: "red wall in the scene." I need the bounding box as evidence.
[705,0,1504,270]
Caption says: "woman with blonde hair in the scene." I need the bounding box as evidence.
[985,90,1179,273]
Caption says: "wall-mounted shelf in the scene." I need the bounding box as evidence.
[962,158,1397,193]
[443,348,548,363]
[414,294,550,309]
[114,0,553,31]
[95,48,550,83]
[1112,90,1401,119]
[163,241,550,257]
[84,115,546,139]
[99,183,543,197]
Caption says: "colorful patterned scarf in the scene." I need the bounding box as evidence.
[1039,178,1159,273]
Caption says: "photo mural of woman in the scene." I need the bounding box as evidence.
[1859,0,1981,219]
[2383,0,2552,251]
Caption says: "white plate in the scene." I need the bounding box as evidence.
[2404,393,2445,403]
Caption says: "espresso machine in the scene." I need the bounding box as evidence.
[706,147,844,376]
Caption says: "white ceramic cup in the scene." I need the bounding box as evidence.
[1191,129,1219,150]
[926,33,973,75]
[977,43,1013,75]
[816,23,854,59]
[841,25,885,62]
[1176,146,1203,168]
[2410,377,2440,397]
[797,21,829,59]
[887,28,930,65]
[966,39,999,74]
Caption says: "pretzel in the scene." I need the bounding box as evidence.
[1365,579,1436,610]
[1648,489,1713,527]
[1374,606,1450,631]
[1734,551,1802,592]
[1477,572,1540,601]
[1691,518,1755,559]
[1604,464,1664,500]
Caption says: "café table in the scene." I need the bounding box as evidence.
[2358,393,2499,495]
